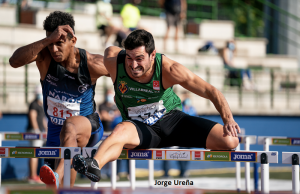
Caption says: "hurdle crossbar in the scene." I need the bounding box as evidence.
[257,136,300,150]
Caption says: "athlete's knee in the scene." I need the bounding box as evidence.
[223,136,239,150]
[111,123,125,136]
[109,123,130,142]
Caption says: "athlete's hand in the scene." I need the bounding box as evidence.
[47,25,75,43]
[223,120,240,137]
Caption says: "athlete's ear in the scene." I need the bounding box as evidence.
[149,50,156,61]
[71,36,77,46]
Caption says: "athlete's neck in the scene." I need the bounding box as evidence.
[60,47,80,73]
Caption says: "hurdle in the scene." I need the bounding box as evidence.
[84,148,278,193]
[236,135,257,193]
[0,146,80,187]
[282,152,300,194]
[258,136,300,151]
[257,136,300,193]
[0,131,110,187]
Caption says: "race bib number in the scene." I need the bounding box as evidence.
[127,100,166,125]
[47,96,80,125]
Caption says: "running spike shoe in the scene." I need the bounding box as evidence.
[72,154,101,182]
[39,164,59,188]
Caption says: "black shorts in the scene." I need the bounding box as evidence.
[44,112,104,170]
[127,110,218,149]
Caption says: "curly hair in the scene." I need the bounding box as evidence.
[122,29,155,55]
[43,11,75,38]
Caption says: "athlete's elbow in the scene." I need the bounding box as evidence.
[206,86,220,100]
[9,57,21,68]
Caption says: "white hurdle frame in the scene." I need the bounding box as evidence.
[282,152,300,194]
[236,135,257,193]
[258,136,300,193]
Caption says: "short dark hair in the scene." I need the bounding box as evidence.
[43,11,75,38]
[122,29,155,55]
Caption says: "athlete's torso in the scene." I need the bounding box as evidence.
[41,48,96,130]
[114,50,182,125]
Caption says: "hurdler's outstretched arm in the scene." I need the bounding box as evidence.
[161,55,241,137]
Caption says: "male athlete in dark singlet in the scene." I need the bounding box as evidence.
[72,29,241,182]
[9,11,109,187]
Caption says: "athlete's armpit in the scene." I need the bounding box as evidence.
[87,52,110,83]
[36,48,51,81]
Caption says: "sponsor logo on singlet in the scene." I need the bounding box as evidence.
[153,80,160,91]
[78,84,89,93]
[136,98,147,103]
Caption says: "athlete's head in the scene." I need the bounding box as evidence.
[122,29,156,78]
[43,11,76,62]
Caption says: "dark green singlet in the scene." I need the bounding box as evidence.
[114,50,182,125]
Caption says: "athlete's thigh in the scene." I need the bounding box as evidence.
[159,111,217,148]
[63,116,92,147]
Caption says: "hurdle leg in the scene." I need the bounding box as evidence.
[90,149,98,189]
[111,160,117,190]
[235,143,241,192]
[148,160,154,188]
[63,149,71,188]
[261,153,269,194]
[91,182,98,189]
[245,137,251,193]
[292,154,299,194]
[129,159,136,190]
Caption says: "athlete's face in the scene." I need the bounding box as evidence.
[46,31,76,62]
[125,46,156,78]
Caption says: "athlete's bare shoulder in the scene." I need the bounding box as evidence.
[161,54,193,88]
[104,46,122,82]
[85,50,110,84]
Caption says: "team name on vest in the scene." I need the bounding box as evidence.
[49,91,82,103]
[49,116,65,125]
[38,150,57,156]
[129,87,154,93]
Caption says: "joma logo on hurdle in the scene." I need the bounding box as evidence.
[35,149,60,157]
[38,150,57,156]
[231,153,256,161]
[128,150,152,159]
[131,152,148,157]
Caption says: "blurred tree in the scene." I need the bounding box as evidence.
[218,0,264,37]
